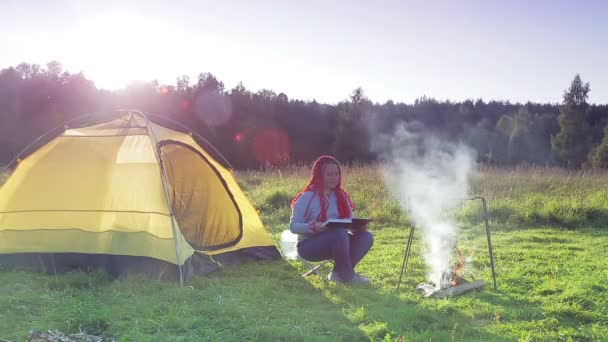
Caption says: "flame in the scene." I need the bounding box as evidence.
[450,249,466,286]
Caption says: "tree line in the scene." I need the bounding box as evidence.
[1,61,607,169]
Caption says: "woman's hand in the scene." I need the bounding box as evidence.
[352,222,368,231]
[313,221,327,233]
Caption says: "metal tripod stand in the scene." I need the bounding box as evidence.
[396,196,497,292]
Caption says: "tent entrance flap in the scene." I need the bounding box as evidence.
[159,141,243,251]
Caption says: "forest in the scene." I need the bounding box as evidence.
[1,61,607,169]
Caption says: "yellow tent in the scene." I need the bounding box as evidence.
[0,110,279,282]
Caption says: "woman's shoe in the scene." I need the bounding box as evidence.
[350,272,370,283]
[327,271,370,284]
[327,270,343,283]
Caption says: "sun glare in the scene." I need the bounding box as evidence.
[71,15,183,89]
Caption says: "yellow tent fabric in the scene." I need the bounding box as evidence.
[0,112,275,265]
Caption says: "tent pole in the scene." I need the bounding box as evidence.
[140,110,185,286]
[171,217,185,286]
[7,110,140,169]
[146,112,235,170]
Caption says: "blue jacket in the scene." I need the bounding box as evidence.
[289,190,353,241]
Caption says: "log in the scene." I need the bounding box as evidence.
[416,280,486,298]
[432,280,486,298]
[415,283,438,297]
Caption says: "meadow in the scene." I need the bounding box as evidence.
[0,165,607,341]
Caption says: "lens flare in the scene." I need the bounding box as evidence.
[252,128,291,166]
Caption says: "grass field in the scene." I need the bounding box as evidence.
[1,165,607,341]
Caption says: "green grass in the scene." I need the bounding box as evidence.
[1,165,608,341]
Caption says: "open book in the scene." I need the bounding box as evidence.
[322,218,371,229]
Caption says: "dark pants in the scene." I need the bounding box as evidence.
[297,228,373,282]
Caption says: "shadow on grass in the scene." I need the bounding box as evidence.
[302,271,512,341]
[0,260,368,341]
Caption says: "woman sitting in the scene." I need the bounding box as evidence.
[289,156,373,283]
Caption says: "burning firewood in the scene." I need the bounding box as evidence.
[416,249,486,298]
[450,250,467,286]
[416,279,486,298]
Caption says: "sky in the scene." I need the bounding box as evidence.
[1,0,607,104]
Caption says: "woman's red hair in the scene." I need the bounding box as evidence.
[291,156,354,222]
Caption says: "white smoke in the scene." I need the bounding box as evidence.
[377,123,476,288]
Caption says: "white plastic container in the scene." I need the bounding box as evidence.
[280,230,299,260]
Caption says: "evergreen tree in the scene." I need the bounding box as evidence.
[551,74,592,168]
[332,88,372,162]
[508,107,534,163]
[588,126,608,169]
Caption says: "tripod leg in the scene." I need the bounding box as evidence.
[403,225,415,280]
[481,198,497,290]
[397,224,415,292]
[302,260,330,277]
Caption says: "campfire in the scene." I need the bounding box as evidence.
[396,196,497,298]
[415,250,486,298]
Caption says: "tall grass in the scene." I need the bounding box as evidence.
[472,166,608,229]
[2,163,607,230]
[241,164,608,235]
